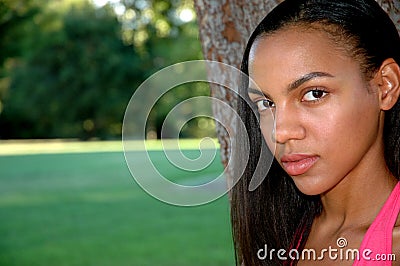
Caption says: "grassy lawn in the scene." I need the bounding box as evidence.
[0,141,235,266]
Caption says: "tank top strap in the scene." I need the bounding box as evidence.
[354,182,400,265]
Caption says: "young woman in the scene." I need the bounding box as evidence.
[231,0,400,265]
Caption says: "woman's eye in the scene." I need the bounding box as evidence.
[302,89,328,102]
[255,99,275,111]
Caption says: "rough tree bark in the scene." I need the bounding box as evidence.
[193,0,284,190]
[194,0,400,190]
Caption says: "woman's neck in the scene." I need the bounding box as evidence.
[318,145,397,229]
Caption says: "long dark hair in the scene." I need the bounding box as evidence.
[231,0,400,265]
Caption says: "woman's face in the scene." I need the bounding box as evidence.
[248,27,383,195]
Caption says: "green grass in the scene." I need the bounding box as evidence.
[0,142,235,266]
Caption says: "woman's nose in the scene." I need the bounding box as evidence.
[273,107,306,144]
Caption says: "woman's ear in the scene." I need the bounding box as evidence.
[374,58,400,111]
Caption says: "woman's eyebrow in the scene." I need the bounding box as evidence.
[247,71,333,98]
[287,72,334,93]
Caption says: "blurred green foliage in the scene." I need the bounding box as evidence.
[0,0,213,140]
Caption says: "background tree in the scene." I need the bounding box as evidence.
[194,0,400,187]
[114,0,210,139]
[0,2,142,139]
[0,0,40,115]
[0,0,209,140]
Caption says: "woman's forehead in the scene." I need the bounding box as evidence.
[247,27,364,96]
[248,27,355,81]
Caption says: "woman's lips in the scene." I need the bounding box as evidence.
[280,154,319,176]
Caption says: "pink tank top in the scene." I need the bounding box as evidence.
[353,182,400,265]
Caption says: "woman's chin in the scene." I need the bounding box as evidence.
[291,175,332,196]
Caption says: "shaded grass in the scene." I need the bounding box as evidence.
[0,149,234,266]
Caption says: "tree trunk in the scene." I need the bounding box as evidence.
[377,0,400,32]
[194,0,399,191]
[193,0,283,191]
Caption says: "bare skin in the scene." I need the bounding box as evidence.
[248,26,400,265]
